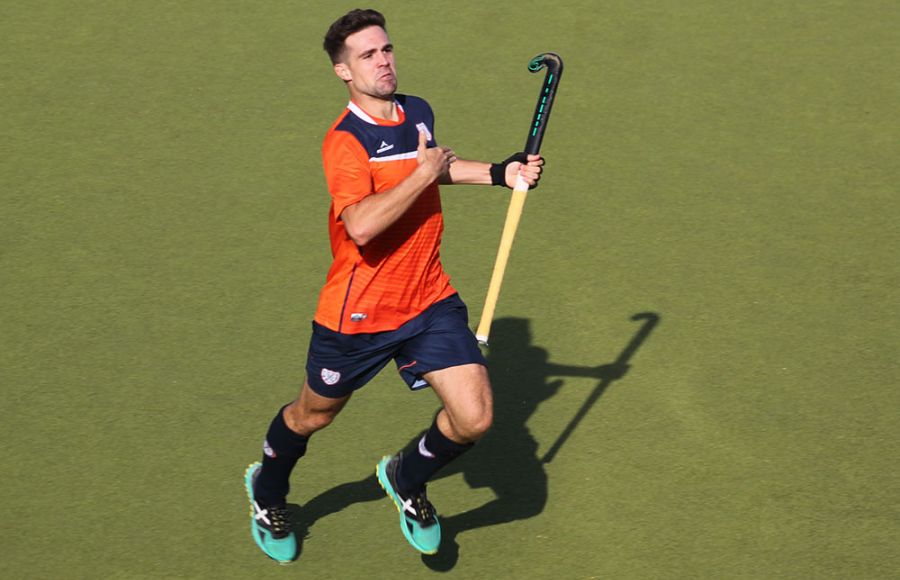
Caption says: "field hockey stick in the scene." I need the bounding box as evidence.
[476,52,563,345]
[541,313,660,463]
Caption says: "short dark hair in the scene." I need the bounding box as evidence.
[323,9,387,64]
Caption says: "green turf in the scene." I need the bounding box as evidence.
[2,1,898,577]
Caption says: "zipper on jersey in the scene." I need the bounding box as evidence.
[337,264,358,333]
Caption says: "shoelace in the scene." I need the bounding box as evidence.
[267,505,292,538]
[412,489,436,524]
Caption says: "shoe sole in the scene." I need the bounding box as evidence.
[375,456,440,555]
[244,462,297,565]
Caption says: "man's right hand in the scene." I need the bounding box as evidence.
[416,129,456,180]
[341,129,456,247]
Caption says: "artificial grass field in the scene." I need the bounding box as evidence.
[2,1,898,577]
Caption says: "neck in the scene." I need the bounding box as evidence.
[350,91,397,121]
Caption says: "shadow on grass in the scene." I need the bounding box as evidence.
[287,313,660,571]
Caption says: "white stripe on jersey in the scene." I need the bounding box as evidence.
[369,151,419,163]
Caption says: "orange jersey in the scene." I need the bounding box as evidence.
[314,95,455,333]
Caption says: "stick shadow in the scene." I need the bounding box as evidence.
[286,313,660,571]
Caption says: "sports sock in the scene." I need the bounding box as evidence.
[396,418,473,493]
[254,404,309,506]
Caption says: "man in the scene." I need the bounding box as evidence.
[244,8,543,563]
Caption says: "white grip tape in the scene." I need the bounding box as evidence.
[514,173,530,192]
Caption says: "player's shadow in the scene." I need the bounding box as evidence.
[286,313,659,571]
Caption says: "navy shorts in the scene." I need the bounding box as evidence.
[305,294,487,398]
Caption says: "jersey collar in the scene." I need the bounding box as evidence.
[346,100,405,125]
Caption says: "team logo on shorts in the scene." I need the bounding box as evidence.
[321,368,341,386]
[263,440,276,458]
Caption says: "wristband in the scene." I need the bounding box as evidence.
[490,152,529,187]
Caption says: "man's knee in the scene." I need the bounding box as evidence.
[284,383,349,436]
[449,399,493,442]
[428,364,494,442]
[290,406,338,434]
[465,371,494,440]
[466,406,493,441]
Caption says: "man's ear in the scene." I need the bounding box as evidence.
[334,63,352,82]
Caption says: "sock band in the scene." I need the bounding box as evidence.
[396,418,474,493]
[420,419,472,461]
[255,404,309,506]
[264,404,309,459]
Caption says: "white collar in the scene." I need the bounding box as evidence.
[346,100,404,125]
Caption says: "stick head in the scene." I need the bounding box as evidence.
[528,52,564,76]
[524,52,564,155]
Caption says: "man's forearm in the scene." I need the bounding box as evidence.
[340,165,436,246]
[439,158,491,185]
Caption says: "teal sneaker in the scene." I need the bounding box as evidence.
[243,462,298,564]
[376,455,441,554]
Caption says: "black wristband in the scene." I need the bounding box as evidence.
[490,152,529,187]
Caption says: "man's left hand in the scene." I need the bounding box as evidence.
[505,153,544,189]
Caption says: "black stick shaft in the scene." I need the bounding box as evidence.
[524,53,563,155]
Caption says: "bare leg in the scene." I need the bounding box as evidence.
[425,363,493,443]
[284,380,352,436]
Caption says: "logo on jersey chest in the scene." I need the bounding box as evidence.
[415,122,432,142]
[376,140,394,154]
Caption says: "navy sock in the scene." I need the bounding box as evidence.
[254,405,309,506]
[396,418,473,493]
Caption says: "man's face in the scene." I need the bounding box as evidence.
[335,26,397,99]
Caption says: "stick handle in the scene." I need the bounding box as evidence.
[476,52,562,346]
[476,178,530,345]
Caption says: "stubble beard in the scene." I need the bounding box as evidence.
[372,76,397,100]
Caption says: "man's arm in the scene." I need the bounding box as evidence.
[439,154,544,187]
[341,130,455,247]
